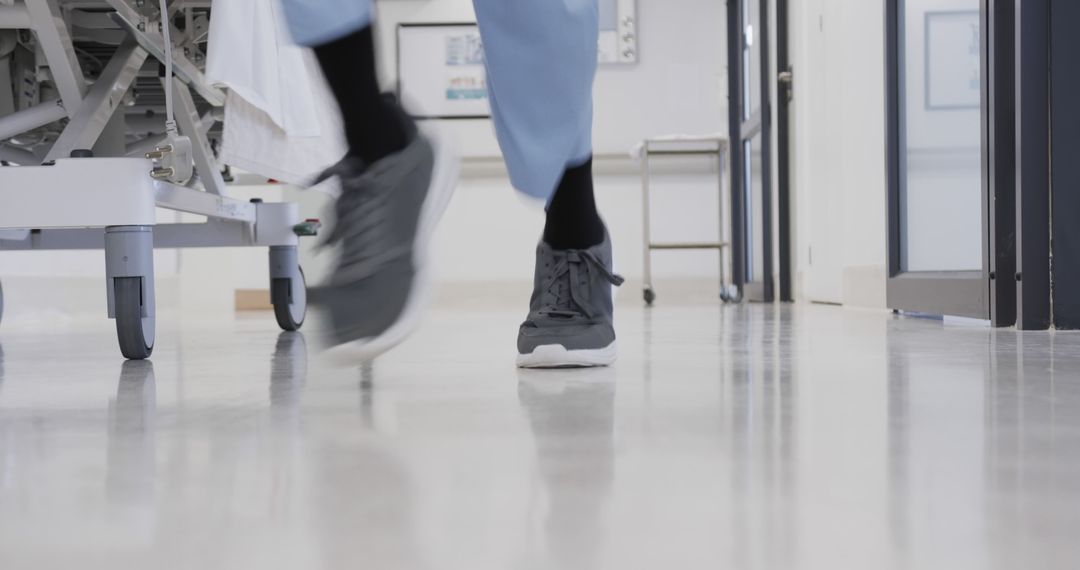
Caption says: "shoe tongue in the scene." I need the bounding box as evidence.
[566,251,582,263]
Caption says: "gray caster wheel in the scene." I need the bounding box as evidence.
[106,226,155,360]
[720,286,743,304]
[269,246,306,332]
[272,266,306,331]
[643,287,656,306]
[114,278,155,360]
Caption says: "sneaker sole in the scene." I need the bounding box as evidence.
[324,135,460,366]
[516,341,617,369]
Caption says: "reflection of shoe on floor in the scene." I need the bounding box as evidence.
[517,232,624,368]
[312,131,458,364]
[516,365,618,399]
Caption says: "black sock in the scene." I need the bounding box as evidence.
[543,157,605,250]
[313,26,409,165]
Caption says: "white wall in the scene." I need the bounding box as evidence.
[791,0,888,308]
[372,0,728,157]
[293,158,727,287]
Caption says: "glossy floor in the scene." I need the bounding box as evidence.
[0,302,1078,569]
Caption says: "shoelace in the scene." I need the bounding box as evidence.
[539,250,625,320]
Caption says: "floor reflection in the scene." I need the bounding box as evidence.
[359,360,375,430]
[4,304,1080,568]
[886,324,1080,570]
[309,350,422,568]
[106,360,157,505]
[985,333,1080,570]
[727,306,797,570]
[269,331,307,428]
[518,368,616,570]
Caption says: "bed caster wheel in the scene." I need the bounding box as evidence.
[272,267,307,332]
[720,286,743,304]
[270,246,306,332]
[106,227,155,360]
[115,277,155,360]
[643,287,656,306]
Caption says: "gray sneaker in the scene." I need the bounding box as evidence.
[517,233,624,368]
[313,132,458,363]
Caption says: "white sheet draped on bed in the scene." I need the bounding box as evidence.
[205,0,345,186]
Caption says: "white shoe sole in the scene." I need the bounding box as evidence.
[516,341,617,369]
[324,135,459,366]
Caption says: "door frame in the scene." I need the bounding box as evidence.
[727,0,775,303]
[1014,0,1050,329]
[1050,0,1080,329]
[883,0,1015,324]
[776,0,793,302]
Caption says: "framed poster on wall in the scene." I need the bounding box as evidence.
[397,5,638,119]
[397,23,490,120]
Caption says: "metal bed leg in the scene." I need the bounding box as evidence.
[24,0,87,116]
[269,246,306,332]
[720,143,742,304]
[105,226,155,360]
[718,145,727,300]
[43,42,147,162]
[641,142,656,306]
[171,81,227,195]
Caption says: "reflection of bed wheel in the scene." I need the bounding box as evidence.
[272,266,306,332]
[0,279,4,326]
[643,287,656,306]
[114,277,155,360]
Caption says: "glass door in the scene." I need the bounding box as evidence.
[728,0,774,302]
[884,0,1013,323]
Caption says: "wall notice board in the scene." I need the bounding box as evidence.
[397,23,489,119]
[397,2,637,119]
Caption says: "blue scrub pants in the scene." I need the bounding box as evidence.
[278,0,597,201]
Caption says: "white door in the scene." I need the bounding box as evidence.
[794,0,843,304]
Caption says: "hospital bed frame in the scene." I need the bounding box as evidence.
[0,0,312,359]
